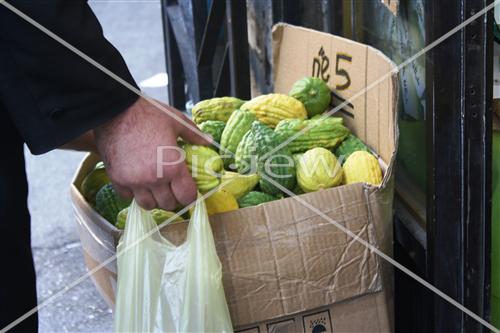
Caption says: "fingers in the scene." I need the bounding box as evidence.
[151,184,177,211]
[170,165,198,206]
[114,184,134,200]
[133,178,195,212]
[134,188,157,210]
[104,99,205,213]
[176,112,213,146]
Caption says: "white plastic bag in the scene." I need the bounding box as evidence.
[114,197,233,332]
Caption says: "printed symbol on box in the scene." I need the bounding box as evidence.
[303,311,332,333]
[312,47,330,82]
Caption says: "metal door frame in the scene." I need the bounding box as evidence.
[161,0,250,109]
[426,0,493,331]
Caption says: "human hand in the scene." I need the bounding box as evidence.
[94,97,211,210]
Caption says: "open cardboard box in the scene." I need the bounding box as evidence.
[71,23,398,332]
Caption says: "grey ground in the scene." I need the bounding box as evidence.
[27,1,166,332]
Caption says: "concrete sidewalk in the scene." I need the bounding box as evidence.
[27,1,166,331]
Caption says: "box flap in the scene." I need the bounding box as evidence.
[272,23,398,165]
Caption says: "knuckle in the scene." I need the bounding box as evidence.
[162,164,184,179]
[137,197,155,210]
[143,170,161,186]
[173,182,197,204]
[185,191,197,204]
[170,161,186,172]
[154,191,177,211]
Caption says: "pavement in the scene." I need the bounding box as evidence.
[27,1,167,332]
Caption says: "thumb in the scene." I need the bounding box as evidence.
[177,113,213,146]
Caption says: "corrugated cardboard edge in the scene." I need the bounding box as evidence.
[70,154,120,265]
[363,46,399,333]
[272,23,399,332]
[364,57,399,333]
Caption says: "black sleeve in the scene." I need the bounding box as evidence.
[0,0,140,154]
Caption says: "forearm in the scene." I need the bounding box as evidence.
[0,0,138,154]
[59,131,98,154]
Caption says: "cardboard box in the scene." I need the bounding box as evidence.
[71,23,398,332]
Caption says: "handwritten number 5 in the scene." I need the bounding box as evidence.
[335,54,352,90]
